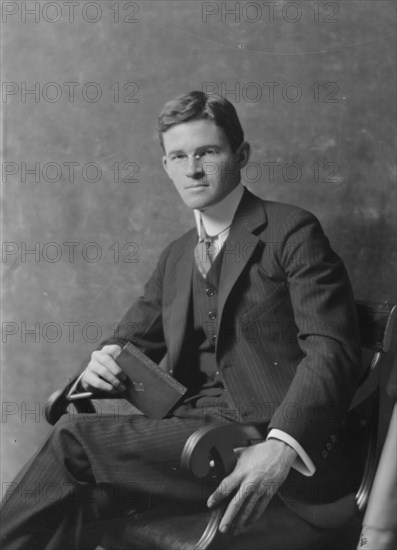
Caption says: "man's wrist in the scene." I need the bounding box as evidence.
[265,438,298,467]
[267,429,316,476]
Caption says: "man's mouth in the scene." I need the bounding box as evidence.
[185,183,209,189]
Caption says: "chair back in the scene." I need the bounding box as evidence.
[351,300,396,512]
[355,300,396,383]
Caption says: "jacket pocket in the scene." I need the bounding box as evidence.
[241,282,288,325]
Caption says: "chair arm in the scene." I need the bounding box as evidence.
[181,423,265,478]
[44,387,97,425]
[179,423,264,550]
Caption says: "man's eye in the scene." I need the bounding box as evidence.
[171,154,185,161]
[197,149,216,158]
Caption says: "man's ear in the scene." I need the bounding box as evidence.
[235,141,251,169]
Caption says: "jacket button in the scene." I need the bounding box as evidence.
[208,311,216,320]
[326,443,332,450]
[206,287,215,297]
[322,450,328,458]
[331,435,337,442]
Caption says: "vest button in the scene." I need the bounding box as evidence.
[206,287,215,297]
[212,335,217,344]
[208,311,216,320]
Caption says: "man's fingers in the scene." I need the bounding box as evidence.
[82,370,119,393]
[207,475,238,508]
[82,345,126,393]
[94,363,126,390]
[219,479,277,535]
[92,350,126,379]
[83,354,127,392]
[218,486,253,534]
[91,351,127,383]
[97,356,127,385]
[208,439,294,535]
[230,493,259,535]
[244,492,272,529]
[103,344,123,359]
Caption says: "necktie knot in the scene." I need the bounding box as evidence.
[194,236,216,278]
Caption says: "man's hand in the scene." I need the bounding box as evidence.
[207,439,297,536]
[81,344,126,394]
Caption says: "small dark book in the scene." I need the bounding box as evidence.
[115,342,187,419]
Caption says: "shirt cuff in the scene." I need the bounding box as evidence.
[267,429,316,477]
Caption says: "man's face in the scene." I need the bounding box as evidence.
[162,119,250,210]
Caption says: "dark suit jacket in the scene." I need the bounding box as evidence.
[100,188,363,502]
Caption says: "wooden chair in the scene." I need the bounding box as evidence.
[45,301,397,550]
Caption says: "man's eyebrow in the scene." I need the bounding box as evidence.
[167,144,221,156]
[166,148,184,156]
[196,144,220,151]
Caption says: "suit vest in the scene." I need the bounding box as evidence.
[181,248,236,419]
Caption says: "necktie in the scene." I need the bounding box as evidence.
[194,236,216,278]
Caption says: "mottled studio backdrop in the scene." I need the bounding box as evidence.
[1,1,396,484]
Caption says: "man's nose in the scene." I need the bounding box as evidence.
[185,156,204,178]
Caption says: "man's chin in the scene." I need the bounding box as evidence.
[182,196,213,210]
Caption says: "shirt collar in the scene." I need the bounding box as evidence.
[194,184,244,238]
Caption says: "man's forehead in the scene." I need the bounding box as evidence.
[162,119,227,152]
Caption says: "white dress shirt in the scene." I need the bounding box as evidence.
[195,183,315,476]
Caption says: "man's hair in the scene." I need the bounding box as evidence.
[158,91,244,152]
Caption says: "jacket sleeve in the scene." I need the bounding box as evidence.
[67,243,170,389]
[267,208,362,467]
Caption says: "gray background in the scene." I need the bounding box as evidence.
[2,1,396,484]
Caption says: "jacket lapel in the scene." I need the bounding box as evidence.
[217,189,268,332]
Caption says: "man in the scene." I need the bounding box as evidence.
[1,91,362,549]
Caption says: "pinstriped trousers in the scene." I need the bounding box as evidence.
[0,405,232,550]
